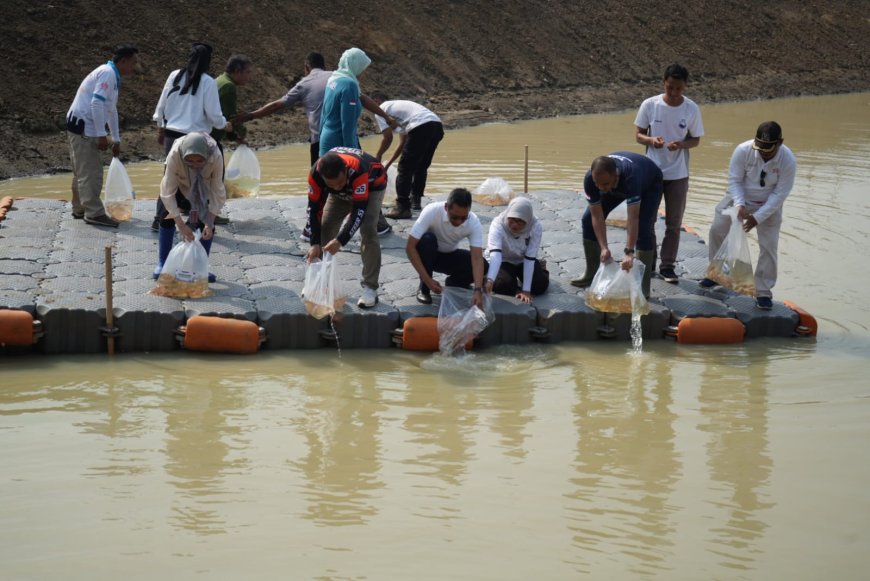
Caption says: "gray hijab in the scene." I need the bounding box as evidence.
[179,132,211,224]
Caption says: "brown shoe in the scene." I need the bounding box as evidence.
[385,206,412,219]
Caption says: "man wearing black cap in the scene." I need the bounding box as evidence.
[699,121,797,310]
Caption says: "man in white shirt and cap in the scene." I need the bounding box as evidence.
[699,121,797,310]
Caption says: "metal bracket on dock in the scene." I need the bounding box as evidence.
[99,325,122,339]
[528,326,550,342]
[597,324,617,339]
[318,328,340,344]
[31,320,44,342]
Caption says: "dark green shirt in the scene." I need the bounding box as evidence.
[212,72,246,142]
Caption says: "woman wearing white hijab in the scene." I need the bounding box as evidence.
[484,196,549,303]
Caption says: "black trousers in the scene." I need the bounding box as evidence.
[395,121,444,208]
[416,232,486,292]
[492,260,550,296]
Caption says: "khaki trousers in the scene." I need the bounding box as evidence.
[320,188,385,290]
[67,132,107,218]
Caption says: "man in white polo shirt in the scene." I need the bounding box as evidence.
[371,92,444,219]
[66,44,139,227]
[406,188,486,308]
[634,63,704,283]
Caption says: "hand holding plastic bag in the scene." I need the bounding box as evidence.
[437,287,495,355]
[302,253,347,319]
[151,229,211,298]
[473,177,515,206]
[225,144,261,198]
[705,206,756,295]
[104,157,135,221]
[585,260,650,315]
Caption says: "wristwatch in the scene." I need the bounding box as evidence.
[624,248,635,256]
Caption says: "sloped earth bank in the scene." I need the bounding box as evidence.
[0,0,867,179]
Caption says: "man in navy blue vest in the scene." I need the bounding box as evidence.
[571,151,663,298]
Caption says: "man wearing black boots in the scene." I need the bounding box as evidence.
[153,132,226,282]
[570,152,663,298]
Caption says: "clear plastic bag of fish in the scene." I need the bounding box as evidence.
[437,287,495,355]
[104,157,135,221]
[472,177,515,206]
[151,229,211,299]
[585,259,650,315]
[605,200,628,228]
[705,206,756,296]
[302,253,347,319]
[225,144,261,198]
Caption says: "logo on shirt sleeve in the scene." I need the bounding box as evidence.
[354,184,366,195]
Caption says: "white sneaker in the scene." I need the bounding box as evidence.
[358,286,378,308]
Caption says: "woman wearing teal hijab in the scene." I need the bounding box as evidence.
[318,48,371,156]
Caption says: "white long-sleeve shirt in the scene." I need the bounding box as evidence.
[66,61,121,142]
[727,140,796,224]
[485,219,543,292]
[153,69,227,134]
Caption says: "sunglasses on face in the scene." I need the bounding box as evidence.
[760,170,766,187]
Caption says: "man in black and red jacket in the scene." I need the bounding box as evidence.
[307,147,387,308]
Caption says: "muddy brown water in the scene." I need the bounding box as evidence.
[2,93,869,579]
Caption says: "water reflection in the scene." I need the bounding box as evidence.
[694,346,774,572]
[565,346,680,576]
[290,370,385,527]
[161,376,250,536]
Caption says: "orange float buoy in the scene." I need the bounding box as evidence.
[400,316,474,352]
[0,310,36,346]
[182,316,263,354]
[783,300,818,337]
[676,316,745,344]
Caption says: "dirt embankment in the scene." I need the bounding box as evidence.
[0,0,867,180]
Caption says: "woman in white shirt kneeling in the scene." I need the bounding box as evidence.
[484,197,549,304]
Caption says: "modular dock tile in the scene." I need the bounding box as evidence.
[36,294,109,354]
[724,295,800,338]
[113,294,185,352]
[660,295,735,323]
[329,301,401,349]
[532,292,605,343]
[477,296,537,347]
[255,296,330,350]
[603,302,672,341]
[0,290,37,314]
[184,296,258,321]
[0,260,44,276]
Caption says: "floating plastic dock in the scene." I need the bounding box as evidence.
[0,192,815,354]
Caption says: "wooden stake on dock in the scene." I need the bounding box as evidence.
[104,245,115,355]
[524,145,529,193]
